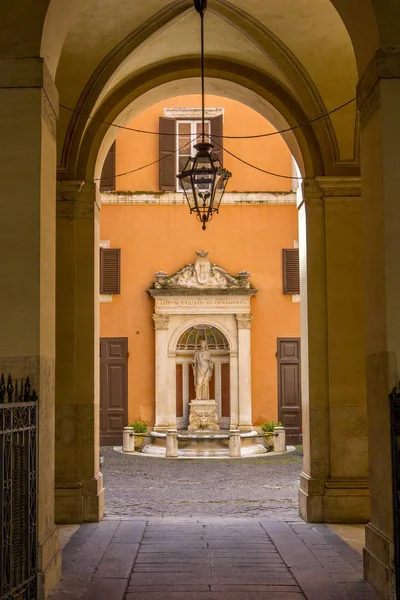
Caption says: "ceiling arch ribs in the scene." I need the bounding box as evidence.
[58,0,193,175]
[71,57,325,183]
[211,0,355,168]
[57,0,360,181]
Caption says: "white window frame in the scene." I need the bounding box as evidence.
[176,119,211,192]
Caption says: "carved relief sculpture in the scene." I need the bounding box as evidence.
[152,250,252,290]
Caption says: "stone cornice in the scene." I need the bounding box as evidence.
[56,181,99,218]
[299,180,323,208]
[148,288,257,297]
[101,191,297,206]
[0,57,59,116]
[300,177,361,209]
[315,176,361,198]
[357,47,400,127]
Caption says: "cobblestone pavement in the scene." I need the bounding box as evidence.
[101,446,302,518]
[50,517,381,600]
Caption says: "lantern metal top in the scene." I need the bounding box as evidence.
[176,0,232,230]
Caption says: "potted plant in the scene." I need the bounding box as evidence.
[128,420,148,451]
[261,420,283,449]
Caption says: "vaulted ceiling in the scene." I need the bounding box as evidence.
[50,0,361,179]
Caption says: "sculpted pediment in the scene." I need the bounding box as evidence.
[150,251,254,291]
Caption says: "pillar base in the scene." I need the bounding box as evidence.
[363,523,396,600]
[299,472,370,523]
[37,526,62,600]
[55,473,104,524]
[238,423,253,432]
[154,424,174,432]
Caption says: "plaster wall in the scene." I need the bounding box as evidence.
[114,95,293,194]
[100,203,300,426]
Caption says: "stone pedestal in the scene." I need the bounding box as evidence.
[188,400,220,431]
[166,429,179,457]
[274,427,286,453]
[229,430,241,457]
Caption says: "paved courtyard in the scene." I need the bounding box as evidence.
[49,448,381,599]
[101,446,302,518]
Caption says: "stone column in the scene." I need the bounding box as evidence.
[318,176,369,521]
[153,314,176,431]
[229,351,239,429]
[0,57,61,596]
[357,48,400,598]
[299,176,369,523]
[236,314,253,431]
[55,181,104,524]
[298,180,330,522]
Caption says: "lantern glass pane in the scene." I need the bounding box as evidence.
[181,175,196,210]
[213,170,229,210]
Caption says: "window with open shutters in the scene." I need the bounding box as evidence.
[159,114,223,191]
[282,248,300,295]
[99,141,116,192]
[100,248,121,294]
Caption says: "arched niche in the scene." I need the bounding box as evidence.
[175,324,231,429]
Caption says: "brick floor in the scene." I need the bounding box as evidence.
[49,517,381,600]
[49,449,381,599]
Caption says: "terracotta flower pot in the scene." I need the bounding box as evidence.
[265,433,275,449]
[134,435,145,451]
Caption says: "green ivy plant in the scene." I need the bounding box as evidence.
[128,420,148,433]
[261,420,283,434]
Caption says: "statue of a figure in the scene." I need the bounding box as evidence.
[192,340,213,400]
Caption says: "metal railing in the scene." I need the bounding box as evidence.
[390,383,400,599]
[0,374,38,600]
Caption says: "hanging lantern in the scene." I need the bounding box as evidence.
[177,0,232,230]
[177,142,231,230]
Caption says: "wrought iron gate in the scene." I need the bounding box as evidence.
[390,383,400,599]
[0,374,38,600]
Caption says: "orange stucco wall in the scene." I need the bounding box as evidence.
[100,204,300,426]
[115,95,293,193]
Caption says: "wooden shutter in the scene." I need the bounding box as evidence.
[282,248,300,294]
[159,117,176,190]
[100,141,116,191]
[210,114,223,165]
[100,248,121,294]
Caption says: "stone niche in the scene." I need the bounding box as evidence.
[148,250,257,432]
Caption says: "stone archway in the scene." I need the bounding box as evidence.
[3,0,400,596]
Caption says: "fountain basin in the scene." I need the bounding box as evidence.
[141,430,268,458]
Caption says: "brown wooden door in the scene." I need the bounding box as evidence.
[100,337,128,446]
[277,338,301,444]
